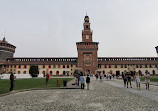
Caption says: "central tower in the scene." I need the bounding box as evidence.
[76,15,99,74]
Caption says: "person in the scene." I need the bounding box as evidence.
[106,73,109,81]
[80,72,85,89]
[95,73,98,80]
[122,72,127,87]
[46,73,50,85]
[144,73,150,90]
[109,74,112,80]
[127,73,132,88]
[10,73,15,91]
[86,74,90,90]
[104,74,106,80]
[99,73,102,82]
[135,73,141,90]
[112,74,115,79]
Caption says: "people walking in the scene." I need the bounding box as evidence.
[10,73,15,91]
[144,73,150,90]
[46,73,50,85]
[80,72,85,89]
[99,73,102,82]
[127,73,132,88]
[106,73,109,81]
[86,74,90,90]
[135,73,141,90]
[122,72,127,87]
[95,73,98,80]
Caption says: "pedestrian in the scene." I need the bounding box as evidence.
[104,74,106,80]
[106,73,109,81]
[99,73,102,82]
[57,78,59,85]
[109,74,112,80]
[127,73,132,88]
[80,72,85,89]
[112,74,115,79]
[46,73,50,85]
[122,72,127,87]
[86,74,90,90]
[135,73,141,90]
[144,73,150,90]
[95,73,98,80]
[10,73,15,91]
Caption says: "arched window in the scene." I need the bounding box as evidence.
[56,71,59,76]
[23,71,26,74]
[138,70,142,75]
[18,71,20,74]
[50,71,52,75]
[63,71,66,75]
[145,70,148,74]
[153,70,155,75]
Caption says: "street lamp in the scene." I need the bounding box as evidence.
[155,46,158,56]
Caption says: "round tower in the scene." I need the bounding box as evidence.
[0,37,16,61]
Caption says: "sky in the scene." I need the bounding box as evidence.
[0,0,158,57]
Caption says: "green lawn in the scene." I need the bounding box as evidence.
[140,76,158,82]
[0,78,73,95]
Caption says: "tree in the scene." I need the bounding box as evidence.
[29,65,39,77]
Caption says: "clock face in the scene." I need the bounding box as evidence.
[86,35,89,39]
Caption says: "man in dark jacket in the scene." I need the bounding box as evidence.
[86,74,90,90]
[10,73,15,91]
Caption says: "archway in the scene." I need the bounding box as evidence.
[85,69,90,75]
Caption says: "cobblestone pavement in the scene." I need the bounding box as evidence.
[0,78,158,111]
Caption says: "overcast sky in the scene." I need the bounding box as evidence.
[0,0,158,57]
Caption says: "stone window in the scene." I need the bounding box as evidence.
[109,65,111,68]
[67,65,69,68]
[140,65,142,68]
[124,65,127,68]
[155,64,158,68]
[104,64,106,68]
[18,71,20,74]
[63,65,65,68]
[58,65,60,68]
[56,71,59,75]
[121,65,123,68]
[150,65,152,68]
[115,65,117,68]
[19,65,21,68]
[153,70,155,74]
[145,65,147,68]
[24,65,27,68]
[63,71,66,75]
[43,65,45,68]
[49,65,51,68]
[43,71,45,74]
[98,64,101,68]
[23,71,26,74]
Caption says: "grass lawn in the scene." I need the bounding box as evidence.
[0,78,73,95]
[140,76,158,82]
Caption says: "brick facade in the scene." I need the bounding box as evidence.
[76,15,99,74]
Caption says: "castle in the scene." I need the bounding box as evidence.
[0,15,158,76]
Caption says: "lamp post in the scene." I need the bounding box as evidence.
[155,46,158,56]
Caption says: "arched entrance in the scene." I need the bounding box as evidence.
[85,69,90,75]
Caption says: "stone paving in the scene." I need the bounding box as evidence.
[0,77,158,111]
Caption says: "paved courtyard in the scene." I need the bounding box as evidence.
[0,78,158,111]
